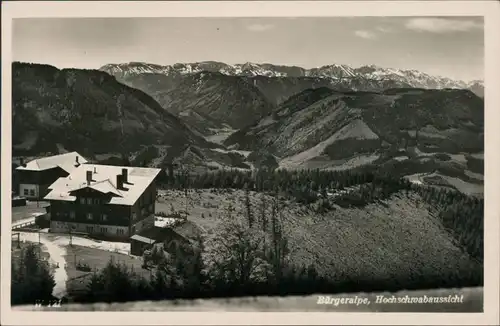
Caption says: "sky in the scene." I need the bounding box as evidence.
[12,16,484,82]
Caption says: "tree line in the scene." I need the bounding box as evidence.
[158,167,376,203]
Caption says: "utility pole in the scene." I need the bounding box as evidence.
[183,166,192,219]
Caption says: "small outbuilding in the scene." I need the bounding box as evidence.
[130,234,157,256]
[12,196,27,207]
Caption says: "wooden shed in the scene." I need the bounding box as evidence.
[130,234,157,256]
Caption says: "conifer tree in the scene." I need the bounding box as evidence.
[11,244,56,305]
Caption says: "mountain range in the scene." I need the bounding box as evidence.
[100,61,484,96]
[99,61,484,137]
[13,61,484,195]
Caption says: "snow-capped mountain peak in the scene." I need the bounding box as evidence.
[99,61,483,94]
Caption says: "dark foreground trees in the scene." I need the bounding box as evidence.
[11,244,56,305]
[73,196,325,303]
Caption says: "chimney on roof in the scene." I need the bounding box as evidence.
[20,158,26,167]
[94,166,97,174]
[86,170,92,186]
[75,156,80,167]
[116,174,124,190]
[122,168,128,184]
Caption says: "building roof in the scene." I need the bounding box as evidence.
[16,152,88,173]
[138,226,190,243]
[44,164,161,206]
[172,220,203,241]
[130,234,156,244]
[86,179,123,197]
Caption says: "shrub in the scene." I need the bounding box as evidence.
[433,153,452,161]
[76,262,92,272]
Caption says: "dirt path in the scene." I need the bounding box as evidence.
[42,240,67,298]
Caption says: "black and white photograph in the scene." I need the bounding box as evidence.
[1,1,499,325]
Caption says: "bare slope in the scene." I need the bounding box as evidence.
[157,189,481,288]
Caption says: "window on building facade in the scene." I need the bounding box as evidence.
[29,189,35,196]
[69,211,75,219]
[24,189,29,196]
[86,226,93,233]
[86,212,93,220]
[132,212,137,221]
[102,214,107,222]
[94,198,100,205]
[80,197,85,205]
[87,198,92,205]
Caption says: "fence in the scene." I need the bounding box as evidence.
[64,253,153,299]
[11,236,43,248]
[12,220,37,230]
[67,252,151,279]
[11,239,50,269]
